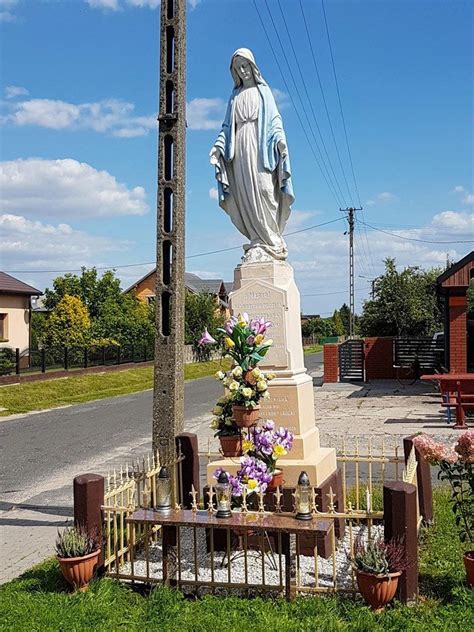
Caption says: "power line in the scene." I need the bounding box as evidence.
[4,217,346,275]
[321,0,362,208]
[357,219,474,244]
[298,0,354,205]
[276,0,348,207]
[253,0,344,207]
[302,287,366,297]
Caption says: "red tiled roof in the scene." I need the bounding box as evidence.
[0,271,42,295]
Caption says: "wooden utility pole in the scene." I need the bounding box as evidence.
[153,0,186,459]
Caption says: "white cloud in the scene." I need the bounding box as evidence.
[126,0,160,7]
[2,96,156,137]
[0,0,17,20]
[187,98,225,131]
[209,187,218,200]
[431,211,474,234]
[365,191,397,206]
[453,185,465,193]
[272,88,290,110]
[0,213,132,288]
[4,86,29,99]
[86,0,120,10]
[286,210,321,232]
[189,270,222,280]
[451,185,473,206]
[0,158,149,219]
[463,194,474,205]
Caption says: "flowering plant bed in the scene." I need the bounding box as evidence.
[242,420,293,474]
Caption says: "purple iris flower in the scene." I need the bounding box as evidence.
[246,335,255,345]
[224,316,238,335]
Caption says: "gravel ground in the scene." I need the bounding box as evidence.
[121,521,384,594]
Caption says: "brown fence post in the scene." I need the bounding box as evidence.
[175,433,200,508]
[74,473,105,568]
[383,481,418,603]
[403,434,433,523]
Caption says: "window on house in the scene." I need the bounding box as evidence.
[147,295,156,305]
[0,314,8,341]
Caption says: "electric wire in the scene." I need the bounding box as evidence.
[357,218,474,244]
[5,217,346,274]
[298,0,354,205]
[276,0,348,207]
[254,0,343,207]
[321,0,362,208]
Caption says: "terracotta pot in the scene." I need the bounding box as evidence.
[219,435,242,457]
[232,405,260,428]
[58,549,101,592]
[244,370,257,385]
[356,570,401,612]
[464,551,474,587]
[268,469,283,489]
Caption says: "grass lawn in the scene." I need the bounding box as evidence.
[1,489,472,631]
[303,344,323,355]
[0,359,230,417]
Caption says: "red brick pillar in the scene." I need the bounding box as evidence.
[383,481,418,603]
[74,473,105,568]
[449,295,467,373]
[323,344,339,383]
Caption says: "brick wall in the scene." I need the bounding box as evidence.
[323,344,339,382]
[364,337,396,380]
[448,295,467,372]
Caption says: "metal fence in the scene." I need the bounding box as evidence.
[0,341,154,376]
[102,438,410,597]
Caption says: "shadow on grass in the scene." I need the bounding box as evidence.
[13,558,69,594]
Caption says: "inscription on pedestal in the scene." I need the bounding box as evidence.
[230,281,289,368]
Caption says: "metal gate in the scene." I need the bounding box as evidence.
[339,339,365,381]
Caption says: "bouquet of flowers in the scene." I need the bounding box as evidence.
[214,365,276,411]
[242,420,294,473]
[413,431,474,544]
[214,455,273,500]
[210,393,239,438]
[199,313,273,371]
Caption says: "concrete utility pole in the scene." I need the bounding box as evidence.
[153,0,186,459]
[340,207,362,338]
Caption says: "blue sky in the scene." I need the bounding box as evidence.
[1,0,472,315]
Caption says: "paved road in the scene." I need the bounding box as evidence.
[0,352,321,581]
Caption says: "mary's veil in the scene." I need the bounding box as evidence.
[230,48,267,88]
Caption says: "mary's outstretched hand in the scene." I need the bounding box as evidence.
[277,140,288,160]
[209,146,222,165]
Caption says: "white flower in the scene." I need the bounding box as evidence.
[252,367,262,379]
[256,380,268,392]
[215,371,225,381]
[241,387,253,398]
[210,418,219,429]
[224,418,233,426]
[266,372,276,381]
[262,390,270,399]
[212,405,223,416]
[229,380,239,391]
[232,366,243,378]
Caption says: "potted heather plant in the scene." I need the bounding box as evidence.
[210,392,241,456]
[242,420,294,487]
[199,314,274,426]
[350,536,409,611]
[413,431,474,586]
[56,525,101,592]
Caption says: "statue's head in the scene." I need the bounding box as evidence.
[230,48,265,88]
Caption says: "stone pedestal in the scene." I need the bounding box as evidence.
[207,260,337,487]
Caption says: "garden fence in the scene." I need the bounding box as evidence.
[101,438,412,598]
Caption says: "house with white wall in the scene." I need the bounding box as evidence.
[0,272,41,358]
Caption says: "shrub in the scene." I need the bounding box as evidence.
[55,526,100,558]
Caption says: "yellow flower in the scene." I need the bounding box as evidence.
[265,338,273,347]
[266,372,276,381]
[254,334,264,345]
[224,337,235,349]
[256,380,268,392]
[241,387,253,398]
[273,445,287,458]
[232,366,243,378]
[251,367,262,378]
[242,440,253,453]
[214,370,225,380]
[237,313,248,326]
[247,479,258,490]
[229,380,239,391]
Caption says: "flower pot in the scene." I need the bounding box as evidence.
[244,370,257,385]
[464,551,474,587]
[58,549,101,592]
[268,469,283,489]
[356,570,401,612]
[232,405,260,428]
[219,435,242,457]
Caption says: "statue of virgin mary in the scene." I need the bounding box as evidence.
[210,48,294,262]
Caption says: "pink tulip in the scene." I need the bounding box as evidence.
[198,328,217,346]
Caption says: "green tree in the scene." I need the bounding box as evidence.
[42,295,91,348]
[338,303,351,336]
[185,291,224,360]
[359,258,443,337]
[331,309,345,337]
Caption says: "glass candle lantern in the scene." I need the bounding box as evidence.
[215,471,232,518]
[295,471,312,521]
[155,466,172,513]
